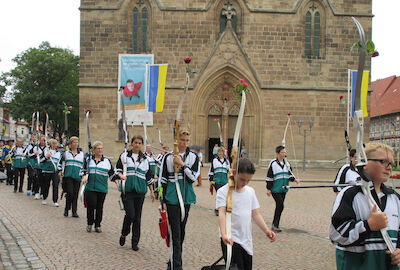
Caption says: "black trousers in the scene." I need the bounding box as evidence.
[214,183,225,192]
[167,204,191,270]
[5,163,14,185]
[271,192,287,228]
[27,166,35,191]
[33,169,42,194]
[85,191,106,227]
[64,177,81,214]
[220,239,252,270]
[41,173,59,202]
[121,192,145,246]
[14,167,25,192]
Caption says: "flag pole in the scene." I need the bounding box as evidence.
[346,69,351,163]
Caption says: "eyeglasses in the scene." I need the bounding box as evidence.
[367,158,394,169]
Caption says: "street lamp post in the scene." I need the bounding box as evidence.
[298,119,314,172]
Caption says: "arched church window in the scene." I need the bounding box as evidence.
[132,1,149,53]
[304,2,323,58]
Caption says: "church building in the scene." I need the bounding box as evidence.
[79,0,372,168]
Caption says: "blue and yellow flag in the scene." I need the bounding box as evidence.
[148,64,168,113]
[351,70,369,117]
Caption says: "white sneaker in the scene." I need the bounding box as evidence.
[35,193,40,200]
[42,200,47,205]
[40,194,43,199]
[54,202,59,207]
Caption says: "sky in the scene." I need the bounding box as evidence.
[0,0,399,82]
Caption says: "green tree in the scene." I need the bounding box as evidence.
[0,41,79,137]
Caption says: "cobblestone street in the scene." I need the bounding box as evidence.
[0,168,340,270]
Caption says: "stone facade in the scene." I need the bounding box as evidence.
[79,0,372,167]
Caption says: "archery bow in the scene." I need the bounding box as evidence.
[143,122,148,149]
[81,110,91,205]
[23,111,37,160]
[225,92,246,270]
[172,60,191,222]
[281,113,298,180]
[43,111,56,171]
[216,119,224,147]
[120,91,128,195]
[158,129,162,146]
[351,17,396,255]
[36,111,40,165]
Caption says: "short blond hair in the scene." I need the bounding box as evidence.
[218,146,225,153]
[48,139,58,147]
[365,142,394,158]
[92,141,103,150]
[69,136,79,143]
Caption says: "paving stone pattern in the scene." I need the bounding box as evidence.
[0,168,339,269]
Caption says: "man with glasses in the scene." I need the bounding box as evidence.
[330,142,400,269]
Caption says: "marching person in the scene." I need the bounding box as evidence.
[217,158,276,270]
[0,139,5,176]
[3,139,15,186]
[41,139,61,206]
[25,133,38,196]
[11,138,27,193]
[155,145,169,199]
[59,136,84,217]
[160,128,200,270]
[81,141,116,233]
[116,135,155,251]
[195,148,203,186]
[266,145,300,233]
[333,148,360,193]
[208,146,230,216]
[144,144,157,198]
[330,142,400,269]
[29,135,46,200]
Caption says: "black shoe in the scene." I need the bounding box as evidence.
[72,213,79,218]
[132,245,139,251]
[271,225,282,233]
[119,236,126,246]
[64,209,68,217]
[13,189,17,193]
[214,209,219,216]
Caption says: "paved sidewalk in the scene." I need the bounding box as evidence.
[0,211,46,270]
[0,169,341,270]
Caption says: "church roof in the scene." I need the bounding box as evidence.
[370,75,400,117]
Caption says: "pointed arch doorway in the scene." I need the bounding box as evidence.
[190,68,262,164]
[207,97,242,162]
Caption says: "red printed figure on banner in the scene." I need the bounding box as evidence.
[122,79,142,100]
